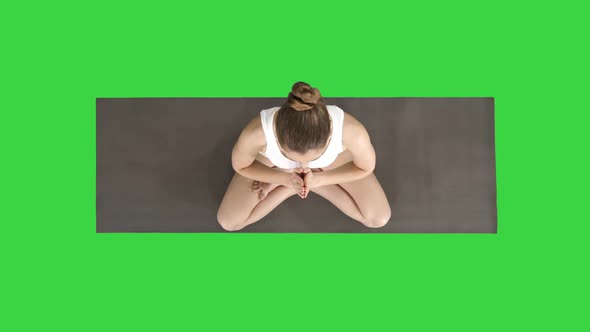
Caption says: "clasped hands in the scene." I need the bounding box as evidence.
[251,167,323,200]
[286,167,322,199]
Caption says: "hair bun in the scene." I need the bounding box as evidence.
[289,81,322,111]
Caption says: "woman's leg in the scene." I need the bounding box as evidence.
[309,168,392,228]
[337,171,392,228]
[309,184,367,223]
[217,172,298,231]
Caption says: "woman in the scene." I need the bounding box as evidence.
[217,81,392,231]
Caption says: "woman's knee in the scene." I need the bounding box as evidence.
[217,185,294,231]
[362,207,392,228]
[217,212,245,232]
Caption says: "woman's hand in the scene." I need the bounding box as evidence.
[282,167,323,199]
[293,167,322,198]
[282,169,306,198]
[293,167,310,198]
[301,168,321,192]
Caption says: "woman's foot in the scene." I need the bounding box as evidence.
[251,180,281,200]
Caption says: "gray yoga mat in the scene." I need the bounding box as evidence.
[96,98,497,233]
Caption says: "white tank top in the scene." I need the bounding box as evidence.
[259,105,345,170]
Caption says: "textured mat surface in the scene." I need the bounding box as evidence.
[96,98,496,233]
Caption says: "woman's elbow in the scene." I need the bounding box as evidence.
[357,163,375,175]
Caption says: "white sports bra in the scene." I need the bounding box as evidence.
[259,105,345,170]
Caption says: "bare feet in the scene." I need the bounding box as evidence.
[251,180,307,199]
[251,180,280,200]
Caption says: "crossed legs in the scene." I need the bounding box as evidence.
[217,172,298,231]
[307,168,391,228]
[217,168,391,231]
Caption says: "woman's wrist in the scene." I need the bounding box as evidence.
[237,161,289,185]
[314,171,326,187]
[312,163,370,187]
[277,171,291,187]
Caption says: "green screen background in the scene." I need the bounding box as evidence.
[2,0,588,330]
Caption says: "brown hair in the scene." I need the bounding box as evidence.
[275,81,331,154]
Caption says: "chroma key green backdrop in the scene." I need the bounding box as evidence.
[1,1,588,331]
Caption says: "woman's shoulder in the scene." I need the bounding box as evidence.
[244,106,281,152]
[340,109,370,152]
[329,105,360,128]
[241,114,267,151]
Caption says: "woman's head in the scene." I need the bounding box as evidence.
[275,81,331,163]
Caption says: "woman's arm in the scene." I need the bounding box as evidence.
[315,119,376,187]
[231,118,289,185]
[237,160,289,185]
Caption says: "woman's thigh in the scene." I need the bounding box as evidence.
[315,167,392,228]
[338,172,392,227]
[217,172,263,229]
